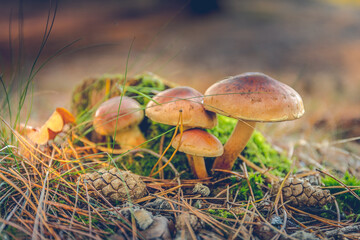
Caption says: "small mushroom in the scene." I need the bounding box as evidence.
[145,86,217,129]
[204,72,304,171]
[172,129,223,179]
[93,96,145,149]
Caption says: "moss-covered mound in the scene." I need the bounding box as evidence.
[72,73,292,180]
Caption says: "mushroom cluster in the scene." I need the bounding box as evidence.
[92,72,304,179]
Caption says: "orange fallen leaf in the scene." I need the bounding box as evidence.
[56,107,76,125]
[29,108,76,145]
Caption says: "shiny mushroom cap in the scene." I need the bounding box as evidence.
[145,87,217,129]
[172,129,223,157]
[204,72,305,122]
[93,96,144,136]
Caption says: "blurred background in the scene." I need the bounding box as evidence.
[0,0,359,144]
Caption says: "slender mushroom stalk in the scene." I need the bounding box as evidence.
[191,156,209,179]
[172,129,223,179]
[212,120,256,170]
[204,72,305,171]
[185,154,196,177]
[93,96,145,149]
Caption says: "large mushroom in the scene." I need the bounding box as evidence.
[203,72,305,170]
[172,129,223,179]
[93,96,146,149]
[145,86,217,129]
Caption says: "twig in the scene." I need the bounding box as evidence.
[325,224,360,238]
[334,199,341,224]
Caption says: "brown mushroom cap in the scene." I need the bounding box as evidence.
[145,87,217,129]
[204,72,305,122]
[93,96,143,136]
[172,129,223,157]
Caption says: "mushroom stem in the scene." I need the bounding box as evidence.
[192,156,208,179]
[114,126,146,150]
[186,154,196,176]
[212,120,256,170]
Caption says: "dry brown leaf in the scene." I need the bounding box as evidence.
[29,108,75,145]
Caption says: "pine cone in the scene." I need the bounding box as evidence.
[272,177,334,207]
[81,168,147,202]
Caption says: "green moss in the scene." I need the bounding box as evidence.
[124,73,166,106]
[208,209,235,219]
[230,172,265,201]
[208,115,237,144]
[322,172,360,217]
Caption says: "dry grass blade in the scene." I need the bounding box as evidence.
[0,195,24,234]
[185,219,197,240]
[73,133,127,154]
[231,199,252,240]
[0,172,38,212]
[84,182,93,238]
[31,151,60,240]
[282,207,325,240]
[239,155,278,183]
[158,135,165,179]
[150,109,183,177]
[287,205,347,227]
[0,218,32,237]
[273,170,292,216]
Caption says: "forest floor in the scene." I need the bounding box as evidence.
[0,0,360,239]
